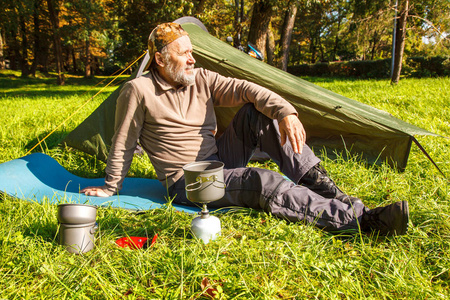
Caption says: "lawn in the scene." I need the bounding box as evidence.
[0,70,449,299]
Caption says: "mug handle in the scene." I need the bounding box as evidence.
[213,180,227,189]
[185,175,227,191]
[185,179,202,192]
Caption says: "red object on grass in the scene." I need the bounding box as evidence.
[115,234,158,249]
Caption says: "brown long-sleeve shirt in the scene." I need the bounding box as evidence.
[103,67,297,194]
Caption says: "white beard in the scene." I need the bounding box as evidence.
[165,61,195,86]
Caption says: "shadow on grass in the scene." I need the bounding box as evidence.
[23,217,60,244]
[0,73,125,86]
[0,74,125,100]
[94,208,187,245]
[25,130,68,153]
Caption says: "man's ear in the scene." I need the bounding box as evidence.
[154,52,165,67]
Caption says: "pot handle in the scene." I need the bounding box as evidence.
[185,175,226,191]
[90,222,99,234]
[213,181,227,189]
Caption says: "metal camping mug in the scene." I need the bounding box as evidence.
[57,203,98,254]
[183,161,226,204]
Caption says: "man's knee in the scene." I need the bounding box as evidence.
[232,103,272,142]
[233,103,259,125]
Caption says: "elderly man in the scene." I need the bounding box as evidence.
[81,23,409,236]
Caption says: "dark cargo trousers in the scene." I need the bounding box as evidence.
[169,104,366,231]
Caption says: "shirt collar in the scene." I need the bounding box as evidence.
[151,68,175,91]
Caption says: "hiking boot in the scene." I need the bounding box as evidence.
[361,201,409,236]
[299,164,363,205]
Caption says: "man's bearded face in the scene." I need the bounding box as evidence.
[164,56,195,86]
[161,36,196,86]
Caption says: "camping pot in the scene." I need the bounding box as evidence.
[57,203,97,224]
[57,204,98,254]
[183,161,226,204]
[59,222,98,254]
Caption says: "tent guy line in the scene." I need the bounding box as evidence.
[412,137,448,180]
[24,51,147,157]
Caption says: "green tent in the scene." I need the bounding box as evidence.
[63,21,438,171]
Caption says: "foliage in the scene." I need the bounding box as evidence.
[195,0,239,39]
[288,59,391,78]
[1,71,450,298]
[1,0,450,78]
[288,55,450,78]
[62,0,110,74]
[106,0,194,67]
[404,56,450,77]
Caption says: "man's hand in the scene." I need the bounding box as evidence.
[278,114,306,154]
[80,186,111,197]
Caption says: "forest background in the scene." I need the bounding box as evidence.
[1,0,450,85]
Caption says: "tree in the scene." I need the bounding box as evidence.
[30,0,51,75]
[391,0,409,84]
[0,29,4,69]
[232,0,245,49]
[266,23,275,65]
[247,0,275,60]
[326,0,350,61]
[18,7,31,77]
[279,0,298,70]
[295,1,327,63]
[1,0,448,79]
[84,0,93,78]
[105,0,196,68]
[46,0,65,85]
[348,0,392,61]
[400,0,450,57]
[64,0,108,77]
[1,0,35,75]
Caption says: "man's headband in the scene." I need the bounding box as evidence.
[147,22,189,65]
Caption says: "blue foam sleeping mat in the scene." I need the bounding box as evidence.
[0,153,200,213]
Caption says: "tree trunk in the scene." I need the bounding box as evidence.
[248,0,273,61]
[266,26,275,66]
[85,2,92,78]
[319,37,325,62]
[67,18,77,73]
[46,0,65,85]
[30,0,42,77]
[279,1,297,71]
[0,29,4,69]
[85,38,91,77]
[310,34,317,63]
[233,0,244,48]
[10,30,19,70]
[30,0,50,75]
[391,0,409,84]
[72,46,77,73]
[331,6,342,61]
[19,16,31,77]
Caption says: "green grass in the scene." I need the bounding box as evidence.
[1,70,449,299]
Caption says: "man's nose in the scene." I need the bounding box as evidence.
[187,52,196,64]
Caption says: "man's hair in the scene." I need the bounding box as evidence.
[150,44,171,69]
